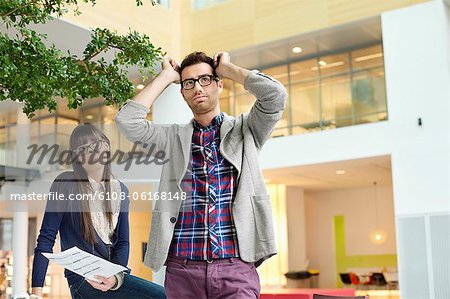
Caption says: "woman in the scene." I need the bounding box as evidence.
[31,124,165,299]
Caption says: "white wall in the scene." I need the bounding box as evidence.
[285,186,307,271]
[381,1,450,297]
[382,0,450,216]
[261,121,393,171]
[305,186,396,288]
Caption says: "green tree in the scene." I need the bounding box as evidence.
[0,0,164,117]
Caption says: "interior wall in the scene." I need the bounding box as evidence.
[285,186,307,271]
[184,0,430,55]
[304,185,396,288]
[62,0,182,58]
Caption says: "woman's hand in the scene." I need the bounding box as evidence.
[86,275,117,292]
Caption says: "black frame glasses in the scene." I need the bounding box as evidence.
[180,74,218,90]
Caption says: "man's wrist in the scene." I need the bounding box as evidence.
[159,69,179,84]
[220,64,249,85]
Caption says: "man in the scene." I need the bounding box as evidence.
[116,51,287,298]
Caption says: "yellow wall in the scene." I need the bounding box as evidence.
[62,0,182,58]
[184,0,430,55]
[128,210,153,280]
[63,0,430,60]
[126,183,155,280]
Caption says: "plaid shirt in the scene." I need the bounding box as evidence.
[169,113,239,260]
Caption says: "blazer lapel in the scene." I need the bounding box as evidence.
[220,113,241,174]
[177,120,194,184]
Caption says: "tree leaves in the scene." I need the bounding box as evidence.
[0,0,162,117]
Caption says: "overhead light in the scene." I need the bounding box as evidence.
[354,52,383,62]
[85,115,93,120]
[292,46,303,54]
[318,60,327,66]
[136,84,145,90]
[336,170,346,175]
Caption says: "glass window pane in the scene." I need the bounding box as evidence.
[321,75,352,128]
[0,115,6,127]
[31,120,39,138]
[318,53,349,77]
[262,65,289,86]
[219,97,232,116]
[82,106,100,123]
[220,78,234,98]
[234,83,247,96]
[235,93,256,116]
[57,100,79,120]
[291,82,320,131]
[351,45,384,71]
[56,117,78,154]
[40,117,56,136]
[352,67,387,124]
[0,127,6,144]
[8,112,17,124]
[290,59,318,84]
[8,125,16,142]
[101,105,118,125]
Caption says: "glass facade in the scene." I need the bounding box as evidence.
[0,100,153,168]
[221,44,388,137]
[0,44,386,168]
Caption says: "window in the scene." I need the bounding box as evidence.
[221,44,387,137]
[192,0,227,10]
[156,0,170,9]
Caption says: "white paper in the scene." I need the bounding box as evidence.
[42,246,127,283]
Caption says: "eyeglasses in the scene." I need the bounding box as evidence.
[73,139,109,155]
[180,74,218,90]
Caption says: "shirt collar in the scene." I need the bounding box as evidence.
[193,113,224,131]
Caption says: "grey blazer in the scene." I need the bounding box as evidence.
[115,70,287,271]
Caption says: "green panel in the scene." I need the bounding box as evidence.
[334,215,397,287]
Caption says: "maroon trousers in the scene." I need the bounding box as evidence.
[164,257,261,299]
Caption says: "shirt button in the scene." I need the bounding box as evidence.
[170,217,177,224]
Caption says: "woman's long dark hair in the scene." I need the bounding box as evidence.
[69,124,113,244]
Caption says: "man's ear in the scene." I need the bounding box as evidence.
[217,79,224,92]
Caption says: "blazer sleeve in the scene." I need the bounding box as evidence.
[244,71,287,149]
[115,100,169,155]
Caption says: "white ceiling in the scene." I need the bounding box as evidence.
[232,16,382,69]
[263,155,392,192]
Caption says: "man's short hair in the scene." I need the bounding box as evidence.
[179,52,216,78]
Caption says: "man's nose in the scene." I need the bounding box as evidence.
[193,81,204,92]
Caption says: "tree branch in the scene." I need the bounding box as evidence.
[83,44,125,62]
[0,0,40,18]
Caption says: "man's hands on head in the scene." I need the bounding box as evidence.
[131,56,180,107]
[161,57,181,84]
[213,51,250,85]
